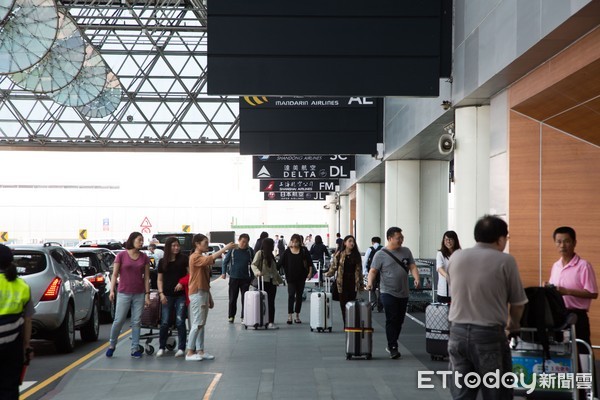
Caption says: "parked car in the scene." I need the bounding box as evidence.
[11,243,99,353]
[68,247,116,323]
[78,239,124,251]
[152,232,195,256]
[208,242,226,275]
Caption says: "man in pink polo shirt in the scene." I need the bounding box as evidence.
[548,226,598,352]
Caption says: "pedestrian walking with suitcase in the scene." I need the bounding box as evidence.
[366,227,419,359]
[106,232,151,358]
[279,234,313,324]
[185,234,234,361]
[251,238,283,329]
[156,236,189,358]
[325,235,363,327]
[221,233,254,324]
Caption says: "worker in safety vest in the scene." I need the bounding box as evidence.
[0,244,34,400]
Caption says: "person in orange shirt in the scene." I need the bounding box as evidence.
[185,234,234,361]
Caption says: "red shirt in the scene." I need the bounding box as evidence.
[115,251,149,294]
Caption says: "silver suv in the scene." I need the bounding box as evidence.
[11,243,100,353]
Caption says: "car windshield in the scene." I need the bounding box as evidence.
[153,234,193,249]
[72,254,97,275]
[13,252,47,276]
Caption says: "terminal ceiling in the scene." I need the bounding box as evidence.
[0,0,240,152]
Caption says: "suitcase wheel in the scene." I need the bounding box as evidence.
[244,325,248,330]
[317,328,322,333]
[145,345,155,355]
[310,328,313,332]
[166,338,176,351]
[346,353,352,360]
[328,327,332,333]
[366,353,372,360]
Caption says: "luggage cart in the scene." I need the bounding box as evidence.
[137,290,179,355]
[510,314,595,400]
[407,261,434,312]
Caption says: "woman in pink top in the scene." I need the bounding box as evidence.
[185,234,234,361]
[106,232,151,358]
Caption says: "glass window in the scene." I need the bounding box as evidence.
[13,252,47,275]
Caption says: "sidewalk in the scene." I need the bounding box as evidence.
[41,279,452,400]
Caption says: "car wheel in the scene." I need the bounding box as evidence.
[55,304,75,353]
[81,298,99,342]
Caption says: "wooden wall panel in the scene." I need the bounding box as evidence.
[508,112,542,287]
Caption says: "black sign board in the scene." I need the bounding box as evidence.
[253,155,354,169]
[260,179,338,193]
[264,192,329,201]
[253,162,352,180]
[208,0,452,96]
[240,97,382,155]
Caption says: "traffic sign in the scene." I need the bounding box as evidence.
[0,232,8,242]
[140,217,152,234]
[182,225,191,233]
[260,179,338,193]
[79,229,87,240]
[264,192,329,201]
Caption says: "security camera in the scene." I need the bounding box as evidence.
[438,133,455,155]
[126,115,133,122]
[323,204,330,210]
[441,100,452,111]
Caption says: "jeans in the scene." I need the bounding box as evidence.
[187,291,209,351]
[229,278,251,319]
[448,323,512,400]
[109,292,145,352]
[287,280,306,314]
[159,295,187,351]
[380,293,408,350]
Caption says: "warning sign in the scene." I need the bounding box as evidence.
[0,232,8,242]
[79,229,88,240]
[140,217,152,234]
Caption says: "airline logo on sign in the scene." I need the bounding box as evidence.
[241,97,376,109]
[264,192,329,201]
[260,180,338,192]
[252,155,354,180]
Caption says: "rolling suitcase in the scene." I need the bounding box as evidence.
[141,290,161,327]
[425,302,449,360]
[243,276,269,330]
[310,278,332,332]
[345,296,373,360]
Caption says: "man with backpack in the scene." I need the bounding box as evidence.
[221,233,255,323]
[363,237,383,312]
[447,215,528,399]
[548,226,597,352]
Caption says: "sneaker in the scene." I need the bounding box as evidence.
[386,347,401,359]
[200,352,215,360]
[156,348,165,357]
[228,317,234,323]
[131,350,143,359]
[106,347,115,358]
[185,353,203,361]
[267,323,279,330]
[174,349,185,358]
[240,318,244,323]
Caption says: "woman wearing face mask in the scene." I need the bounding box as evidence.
[278,234,313,324]
[326,235,363,326]
[435,231,461,304]
[156,237,189,358]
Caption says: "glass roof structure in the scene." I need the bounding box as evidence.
[0,0,240,152]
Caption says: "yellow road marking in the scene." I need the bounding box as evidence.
[20,329,132,399]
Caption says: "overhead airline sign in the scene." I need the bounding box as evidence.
[239,97,382,155]
[253,162,352,179]
[264,192,329,201]
[260,179,338,192]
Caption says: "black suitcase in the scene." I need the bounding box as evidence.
[344,298,373,360]
[425,302,449,360]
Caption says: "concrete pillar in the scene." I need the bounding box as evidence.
[420,161,449,258]
[325,195,337,248]
[339,194,350,238]
[384,160,420,256]
[356,183,383,251]
[454,106,490,248]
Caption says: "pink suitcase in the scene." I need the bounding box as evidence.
[243,277,269,329]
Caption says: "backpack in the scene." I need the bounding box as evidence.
[365,245,382,271]
[519,286,568,363]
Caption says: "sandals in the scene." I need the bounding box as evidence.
[294,319,302,324]
[287,317,293,325]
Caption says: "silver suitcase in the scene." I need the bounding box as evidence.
[310,279,332,332]
[243,277,268,330]
[425,302,449,360]
[345,297,373,359]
